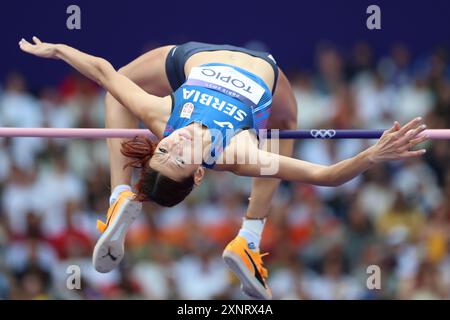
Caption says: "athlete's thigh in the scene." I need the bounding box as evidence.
[266,68,298,130]
[118,45,175,97]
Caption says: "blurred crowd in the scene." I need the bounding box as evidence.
[0,41,449,300]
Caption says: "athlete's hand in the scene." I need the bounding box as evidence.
[19,36,59,59]
[368,117,429,163]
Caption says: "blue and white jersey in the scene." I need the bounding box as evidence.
[163,63,273,168]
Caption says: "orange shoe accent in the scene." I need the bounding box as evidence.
[97,191,135,233]
[224,236,270,287]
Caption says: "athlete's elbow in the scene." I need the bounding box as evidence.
[94,58,114,85]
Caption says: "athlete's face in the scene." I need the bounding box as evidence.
[149,128,205,183]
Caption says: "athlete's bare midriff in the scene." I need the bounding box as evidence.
[184,50,275,91]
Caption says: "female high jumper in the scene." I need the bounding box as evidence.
[19,37,428,300]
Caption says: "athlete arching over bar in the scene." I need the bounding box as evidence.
[20,37,428,300]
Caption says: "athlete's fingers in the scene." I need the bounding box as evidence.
[400,149,427,158]
[398,124,427,145]
[409,134,429,147]
[32,36,42,45]
[19,38,31,46]
[396,117,423,137]
[19,38,33,51]
[385,121,400,134]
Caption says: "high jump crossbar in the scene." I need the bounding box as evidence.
[0,128,449,140]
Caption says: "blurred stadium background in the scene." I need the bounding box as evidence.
[0,1,449,299]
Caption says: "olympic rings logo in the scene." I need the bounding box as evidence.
[310,129,337,139]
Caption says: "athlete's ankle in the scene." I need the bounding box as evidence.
[238,216,266,251]
[109,184,132,206]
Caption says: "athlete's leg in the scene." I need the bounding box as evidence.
[106,45,174,194]
[94,45,174,273]
[223,69,298,299]
[246,69,298,219]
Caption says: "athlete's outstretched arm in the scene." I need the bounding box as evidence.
[19,37,170,130]
[233,118,429,185]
